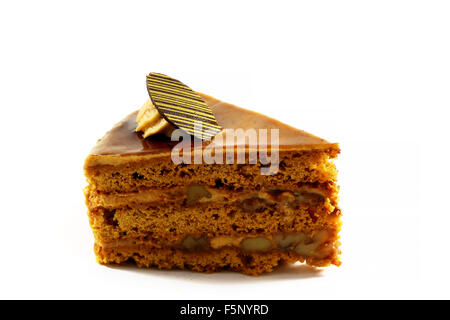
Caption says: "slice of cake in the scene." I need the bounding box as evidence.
[84,92,341,275]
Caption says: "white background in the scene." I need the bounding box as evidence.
[0,0,449,299]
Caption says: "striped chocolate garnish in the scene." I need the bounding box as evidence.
[146,73,222,140]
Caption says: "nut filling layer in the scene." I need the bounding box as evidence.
[182,185,329,215]
[184,185,327,206]
[177,230,336,259]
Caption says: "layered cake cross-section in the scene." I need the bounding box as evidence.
[84,92,342,275]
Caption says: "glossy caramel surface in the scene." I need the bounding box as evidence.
[90,93,335,156]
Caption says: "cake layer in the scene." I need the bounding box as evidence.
[88,200,340,245]
[92,228,340,259]
[95,243,341,276]
[85,149,338,193]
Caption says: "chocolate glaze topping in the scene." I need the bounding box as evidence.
[90,93,334,156]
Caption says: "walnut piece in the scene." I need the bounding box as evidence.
[238,197,267,213]
[181,236,209,251]
[210,236,244,249]
[186,185,212,206]
[240,237,273,252]
[275,232,307,249]
[294,230,330,257]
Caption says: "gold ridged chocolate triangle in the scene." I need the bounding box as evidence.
[146,73,222,140]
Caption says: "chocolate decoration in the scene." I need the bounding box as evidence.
[146,73,222,140]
